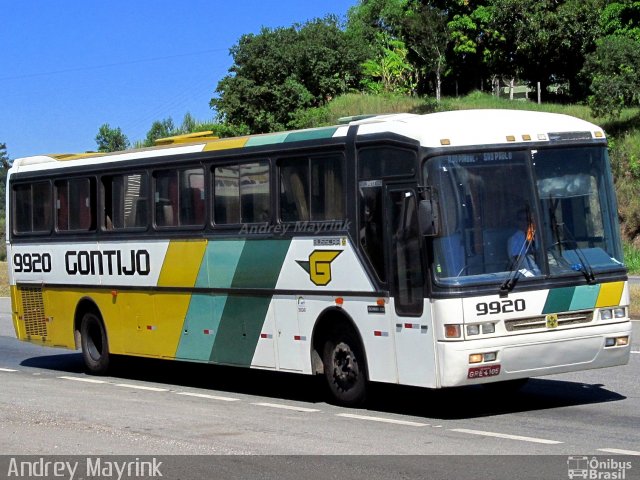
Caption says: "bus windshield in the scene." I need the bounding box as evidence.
[424,146,624,287]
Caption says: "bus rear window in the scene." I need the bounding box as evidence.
[13,182,52,234]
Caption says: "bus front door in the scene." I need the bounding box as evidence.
[386,187,437,388]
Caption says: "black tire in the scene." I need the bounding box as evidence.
[80,311,110,375]
[322,327,367,406]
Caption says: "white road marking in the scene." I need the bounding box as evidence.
[0,367,18,372]
[58,376,106,384]
[450,428,562,445]
[598,448,640,456]
[252,402,319,413]
[114,383,168,392]
[176,392,239,402]
[336,413,428,427]
[631,351,639,354]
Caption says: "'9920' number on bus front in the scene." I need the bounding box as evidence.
[476,299,526,316]
[13,253,52,273]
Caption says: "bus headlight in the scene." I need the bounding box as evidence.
[600,309,613,320]
[467,325,480,336]
[600,307,626,320]
[613,307,626,318]
[481,322,495,334]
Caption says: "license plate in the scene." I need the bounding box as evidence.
[468,365,501,379]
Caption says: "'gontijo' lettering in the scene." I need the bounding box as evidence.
[65,250,150,276]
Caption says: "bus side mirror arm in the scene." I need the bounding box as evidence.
[418,189,440,237]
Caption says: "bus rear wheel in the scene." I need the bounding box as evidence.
[322,328,367,406]
[80,311,110,375]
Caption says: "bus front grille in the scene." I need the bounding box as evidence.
[504,310,593,332]
[20,287,47,338]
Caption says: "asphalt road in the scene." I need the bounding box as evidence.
[0,298,638,479]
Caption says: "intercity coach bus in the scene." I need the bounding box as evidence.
[7,110,632,405]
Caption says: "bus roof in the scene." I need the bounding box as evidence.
[11,110,605,172]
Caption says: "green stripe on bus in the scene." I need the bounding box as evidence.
[231,239,291,289]
[542,287,575,314]
[175,294,227,361]
[245,133,289,147]
[196,240,246,289]
[209,239,291,366]
[284,127,338,143]
[210,295,271,366]
[569,284,601,311]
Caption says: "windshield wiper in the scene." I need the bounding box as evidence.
[500,211,536,295]
[548,199,596,284]
[556,222,597,284]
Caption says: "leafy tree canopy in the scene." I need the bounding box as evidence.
[211,16,367,133]
[95,124,129,152]
[584,35,640,118]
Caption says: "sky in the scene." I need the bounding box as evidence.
[0,1,358,160]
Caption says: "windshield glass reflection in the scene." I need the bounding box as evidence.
[424,147,623,287]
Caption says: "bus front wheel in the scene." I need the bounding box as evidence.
[80,311,110,375]
[322,328,367,406]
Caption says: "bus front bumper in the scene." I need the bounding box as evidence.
[436,322,633,388]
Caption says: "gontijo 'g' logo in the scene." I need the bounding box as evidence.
[296,250,342,286]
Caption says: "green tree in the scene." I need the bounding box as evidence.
[179,112,198,134]
[582,1,640,117]
[489,0,602,99]
[584,35,640,117]
[143,118,176,147]
[95,124,129,152]
[361,32,415,93]
[600,1,640,41]
[401,2,449,100]
[211,16,366,133]
[441,0,498,94]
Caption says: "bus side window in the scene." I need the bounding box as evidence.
[13,182,52,234]
[213,165,240,224]
[279,154,344,223]
[280,159,309,222]
[154,170,178,227]
[179,168,204,226]
[103,173,148,230]
[55,178,95,232]
[213,161,269,225]
[359,184,385,282]
[240,162,270,223]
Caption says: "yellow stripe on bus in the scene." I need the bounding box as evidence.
[595,281,624,308]
[157,240,208,288]
[202,137,249,151]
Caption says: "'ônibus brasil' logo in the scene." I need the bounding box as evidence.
[296,250,342,286]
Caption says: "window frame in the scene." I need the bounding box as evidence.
[277,151,346,224]
[152,165,206,230]
[101,171,150,232]
[211,159,272,228]
[11,180,53,236]
[54,176,97,234]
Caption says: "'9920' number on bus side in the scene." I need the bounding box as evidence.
[13,253,52,273]
[476,299,525,316]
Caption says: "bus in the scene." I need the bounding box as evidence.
[7,110,632,406]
